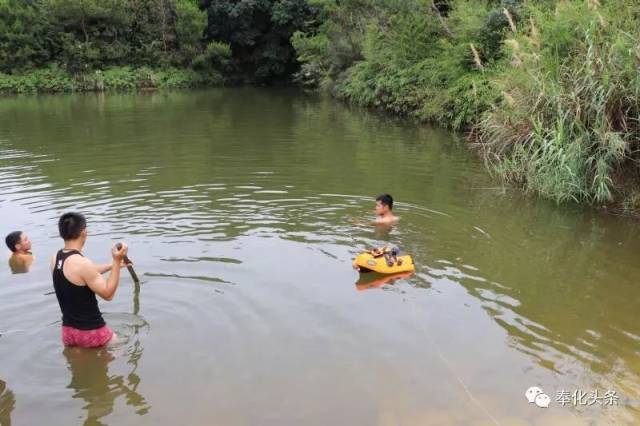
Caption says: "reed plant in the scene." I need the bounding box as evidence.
[477,1,640,204]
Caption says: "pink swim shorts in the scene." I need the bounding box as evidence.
[62,325,114,348]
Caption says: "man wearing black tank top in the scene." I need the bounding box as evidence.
[50,212,128,348]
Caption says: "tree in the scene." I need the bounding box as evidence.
[0,0,53,72]
[44,0,132,71]
[174,0,207,66]
[203,0,316,83]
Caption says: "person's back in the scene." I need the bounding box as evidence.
[53,249,105,330]
[51,212,127,348]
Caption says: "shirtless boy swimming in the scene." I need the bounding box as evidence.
[373,194,399,225]
[5,231,34,274]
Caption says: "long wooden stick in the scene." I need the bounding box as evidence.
[115,243,140,284]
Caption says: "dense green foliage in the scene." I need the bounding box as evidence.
[0,0,214,71]
[0,0,225,91]
[202,0,317,84]
[0,0,314,90]
[293,0,640,207]
[292,0,514,128]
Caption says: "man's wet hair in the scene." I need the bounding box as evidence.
[376,194,394,210]
[5,231,23,252]
[58,212,87,241]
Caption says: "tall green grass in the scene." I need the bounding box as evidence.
[477,1,640,203]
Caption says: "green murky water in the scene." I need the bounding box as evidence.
[0,89,639,425]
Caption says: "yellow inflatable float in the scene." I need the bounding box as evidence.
[353,247,415,274]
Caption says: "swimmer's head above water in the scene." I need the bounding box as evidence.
[5,231,31,254]
[6,230,34,273]
[374,194,398,225]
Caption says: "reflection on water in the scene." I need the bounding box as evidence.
[63,344,148,426]
[355,272,415,292]
[0,380,15,426]
[0,89,639,424]
[63,309,150,426]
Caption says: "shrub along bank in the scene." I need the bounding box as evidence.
[0,66,223,94]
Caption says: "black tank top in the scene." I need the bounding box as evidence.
[52,249,105,330]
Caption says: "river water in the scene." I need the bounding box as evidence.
[0,89,638,425]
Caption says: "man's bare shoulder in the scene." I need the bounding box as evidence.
[65,253,92,268]
[60,253,94,275]
[374,215,400,225]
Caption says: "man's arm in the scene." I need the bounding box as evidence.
[96,259,129,274]
[82,258,121,301]
[81,244,127,301]
[95,263,114,274]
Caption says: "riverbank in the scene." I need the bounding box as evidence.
[0,67,223,94]
[293,0,640,211]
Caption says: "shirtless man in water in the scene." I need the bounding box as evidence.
[5,231,34,274]
[373,194,399,225]
[50,212,128,348]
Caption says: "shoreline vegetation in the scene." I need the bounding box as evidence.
[0,0,232,94]
[0,0,316,93]
[0,67,222,94]
[3,0,640,211]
